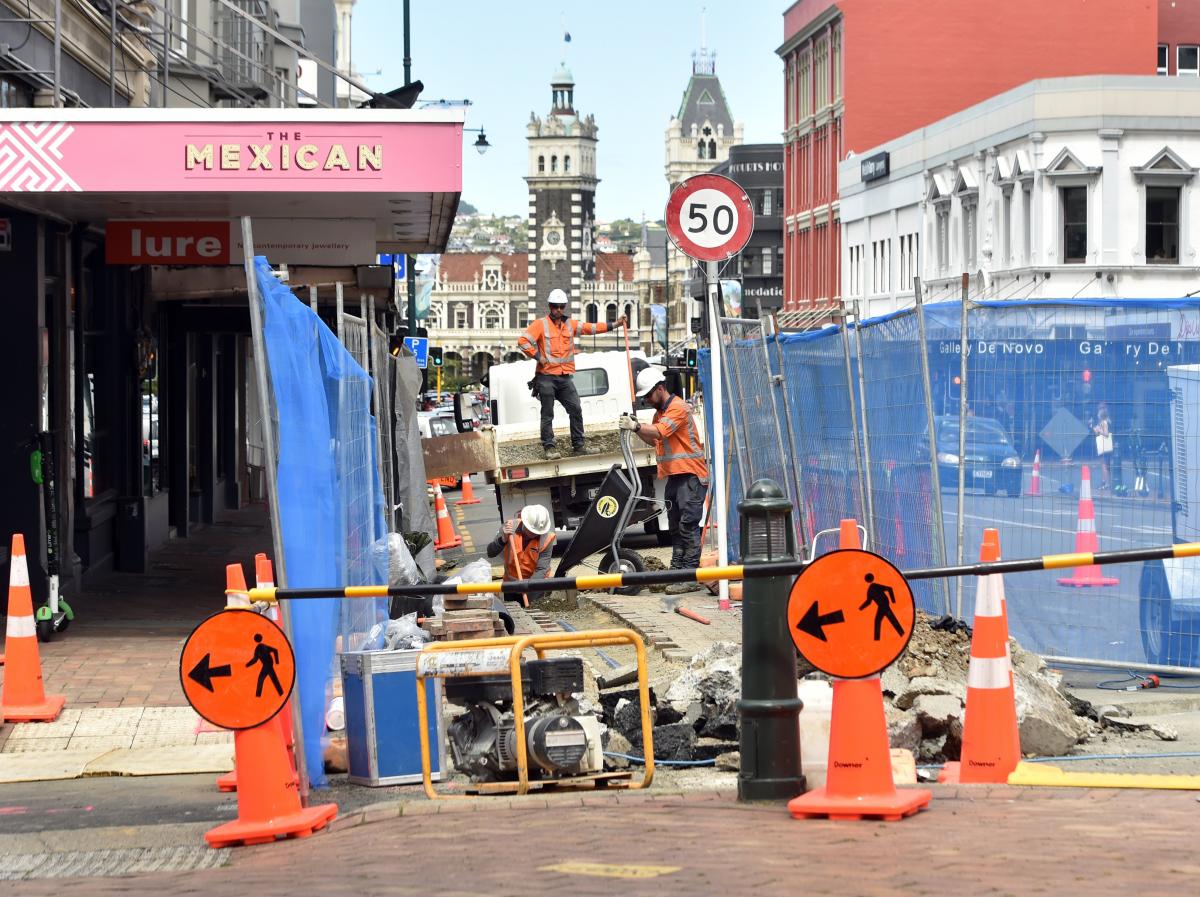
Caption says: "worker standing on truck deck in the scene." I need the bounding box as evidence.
[517,288,627,461]
[486,503,556,606]
[619,367,709,594]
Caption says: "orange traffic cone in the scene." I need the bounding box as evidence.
[938,529,1021,784]
[1026,450,1042,497]
[1057,465,1118,587]
[204,718,338,848]
[0,534,65,722]
[218,556,298,794]
[432,483,462,550]
[788,520,931,821]
[456,473,481,506]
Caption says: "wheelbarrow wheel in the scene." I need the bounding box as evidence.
[599,548,646,596]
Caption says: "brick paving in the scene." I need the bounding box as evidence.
[0,507,273,750]
[5,785,1198,895]
[591,591,742,661]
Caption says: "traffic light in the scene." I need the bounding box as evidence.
[430,347,444,367]
[684,348,698,369]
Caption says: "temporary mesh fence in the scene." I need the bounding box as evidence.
[703,297,1200,671]
[254,258,390,787]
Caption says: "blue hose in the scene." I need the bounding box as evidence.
[604,751,717,767]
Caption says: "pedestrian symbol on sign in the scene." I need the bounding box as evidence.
[248,633,283,698]
[860,574,904,641]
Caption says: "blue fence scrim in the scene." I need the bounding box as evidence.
[256,257,389,788]
[700,298,1200,669]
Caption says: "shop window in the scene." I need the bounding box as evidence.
[1061,186,1088,263]
[1146,186,1180,263]
[1179,45,1199,77]
[1158,44,1169,76]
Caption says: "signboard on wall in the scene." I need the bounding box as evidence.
[106,218,376,266]
[860,151,890,184]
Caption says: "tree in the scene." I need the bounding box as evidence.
[458,200,478,215]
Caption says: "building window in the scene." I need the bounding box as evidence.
[936,203,950,272]
[564,155,571,173]
[962,200,978,269]
[586,303,598,324]
[1146,186,1180,263]
[0,75,32,108]
[483,309,502,329]
[551,155,558,173]
[999,189,1012,266]
[517,308,530,328]
[1159,44,1169,76]
[761,247,773,276]
[1179,45,1199,76]
[1061,186,1088,263]
[605,303,618,325]
[761,189,773,216]
[624,303,634,325]
[538,155,545,173]
[849,244,863,296]
[454,306,468,329]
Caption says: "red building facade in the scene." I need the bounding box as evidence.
[778,0,1158,314]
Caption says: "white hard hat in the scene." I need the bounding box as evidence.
[547,288,569,306]
[521,504,553,536]
[635,366,666,398]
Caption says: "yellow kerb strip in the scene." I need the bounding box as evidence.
[457,582,502,594]
[1043,552,1093,571]
[575,574,624,590]
[1173,543,1200,559]
[696,565,744,583]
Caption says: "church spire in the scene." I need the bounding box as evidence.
[693,6,715,75]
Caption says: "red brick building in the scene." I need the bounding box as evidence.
[777,0,1158,314]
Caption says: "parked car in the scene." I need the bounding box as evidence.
[930,415,1022,496]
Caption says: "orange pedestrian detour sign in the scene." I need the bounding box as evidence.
[787,549,914,679]
[180,609,295,730]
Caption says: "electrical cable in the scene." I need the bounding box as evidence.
[603,751,716,768]
[917,750,1200,771]
[8,1,34,53]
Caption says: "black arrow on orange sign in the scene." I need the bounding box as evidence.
[795,601,845,642]
[188,653,232,692]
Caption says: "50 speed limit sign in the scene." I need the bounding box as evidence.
[665,174,755,262]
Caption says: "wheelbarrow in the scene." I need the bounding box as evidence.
[553,429,665,596]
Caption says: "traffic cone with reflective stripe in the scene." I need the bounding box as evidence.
[788,519,932,822]
[1,534,65,722]
[432,483,462,550]
[938,529,1020,784]
[456,472,481,506]
[1057,465,1118,587]
[1026,450,1042,497]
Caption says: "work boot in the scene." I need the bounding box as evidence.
[572,444,599,456]
[544,446,562,461]
[664,582,695,596]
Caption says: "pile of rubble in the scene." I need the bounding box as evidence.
[601,614,1094,767]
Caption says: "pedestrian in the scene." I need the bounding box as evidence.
[619,367,708,594]
[517,288,627,460]
[485,503,556,607]
[1092,402,1114,490]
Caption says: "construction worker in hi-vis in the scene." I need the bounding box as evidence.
[517,288,627,460]
[619,366,709,592]
[486,504,556,606]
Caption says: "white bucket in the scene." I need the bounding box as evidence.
[798,679,832,789]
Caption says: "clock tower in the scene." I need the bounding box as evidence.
[526,64,598,317]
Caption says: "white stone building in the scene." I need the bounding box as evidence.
[838,76,1200,318]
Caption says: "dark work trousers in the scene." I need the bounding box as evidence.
[665,473,707,569]
[537,373,585,448]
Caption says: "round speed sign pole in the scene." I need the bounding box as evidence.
[665,175,754,610]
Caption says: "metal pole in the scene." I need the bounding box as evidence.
[239,217,309,798]
[402,0,412,88]
[851,298,878,549]
[109,0,116,106]
[913,277,952,616]
[406,257,417,340]
[706,260,730,609]
[955,272,970,619]
[163,5,172,108]
[766,314,811,549]
[757,317,801,531]
[717,315,753,486]
[52,0,61,108]
[838,307,870,546]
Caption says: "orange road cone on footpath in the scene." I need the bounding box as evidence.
[938,529,1021,784]
[787,519,931,821]
[1057,465,1118,587]
[0,534,65,722]
[217,556,297,793]
[432,483,462,550]
[1027,450,1042,496]
[456,473,481,505]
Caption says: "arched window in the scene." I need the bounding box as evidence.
[708,139,717,159]
[605,303,617,325]
[586,303,598,324]
[483,309,502,330]
[538,155,545,173]
[697,141,707,160]
[564,155,571,173]
[551,155,558,173]
[624,303,633,326]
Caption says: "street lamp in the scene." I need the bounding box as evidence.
[466,128,491,155]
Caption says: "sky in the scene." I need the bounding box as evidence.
[353,1,785,221]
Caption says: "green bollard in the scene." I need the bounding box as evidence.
[736,478,805,801]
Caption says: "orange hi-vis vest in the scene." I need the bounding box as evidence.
[504,529,556,582]
[517,316,610,375]
[651,396,710,481]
